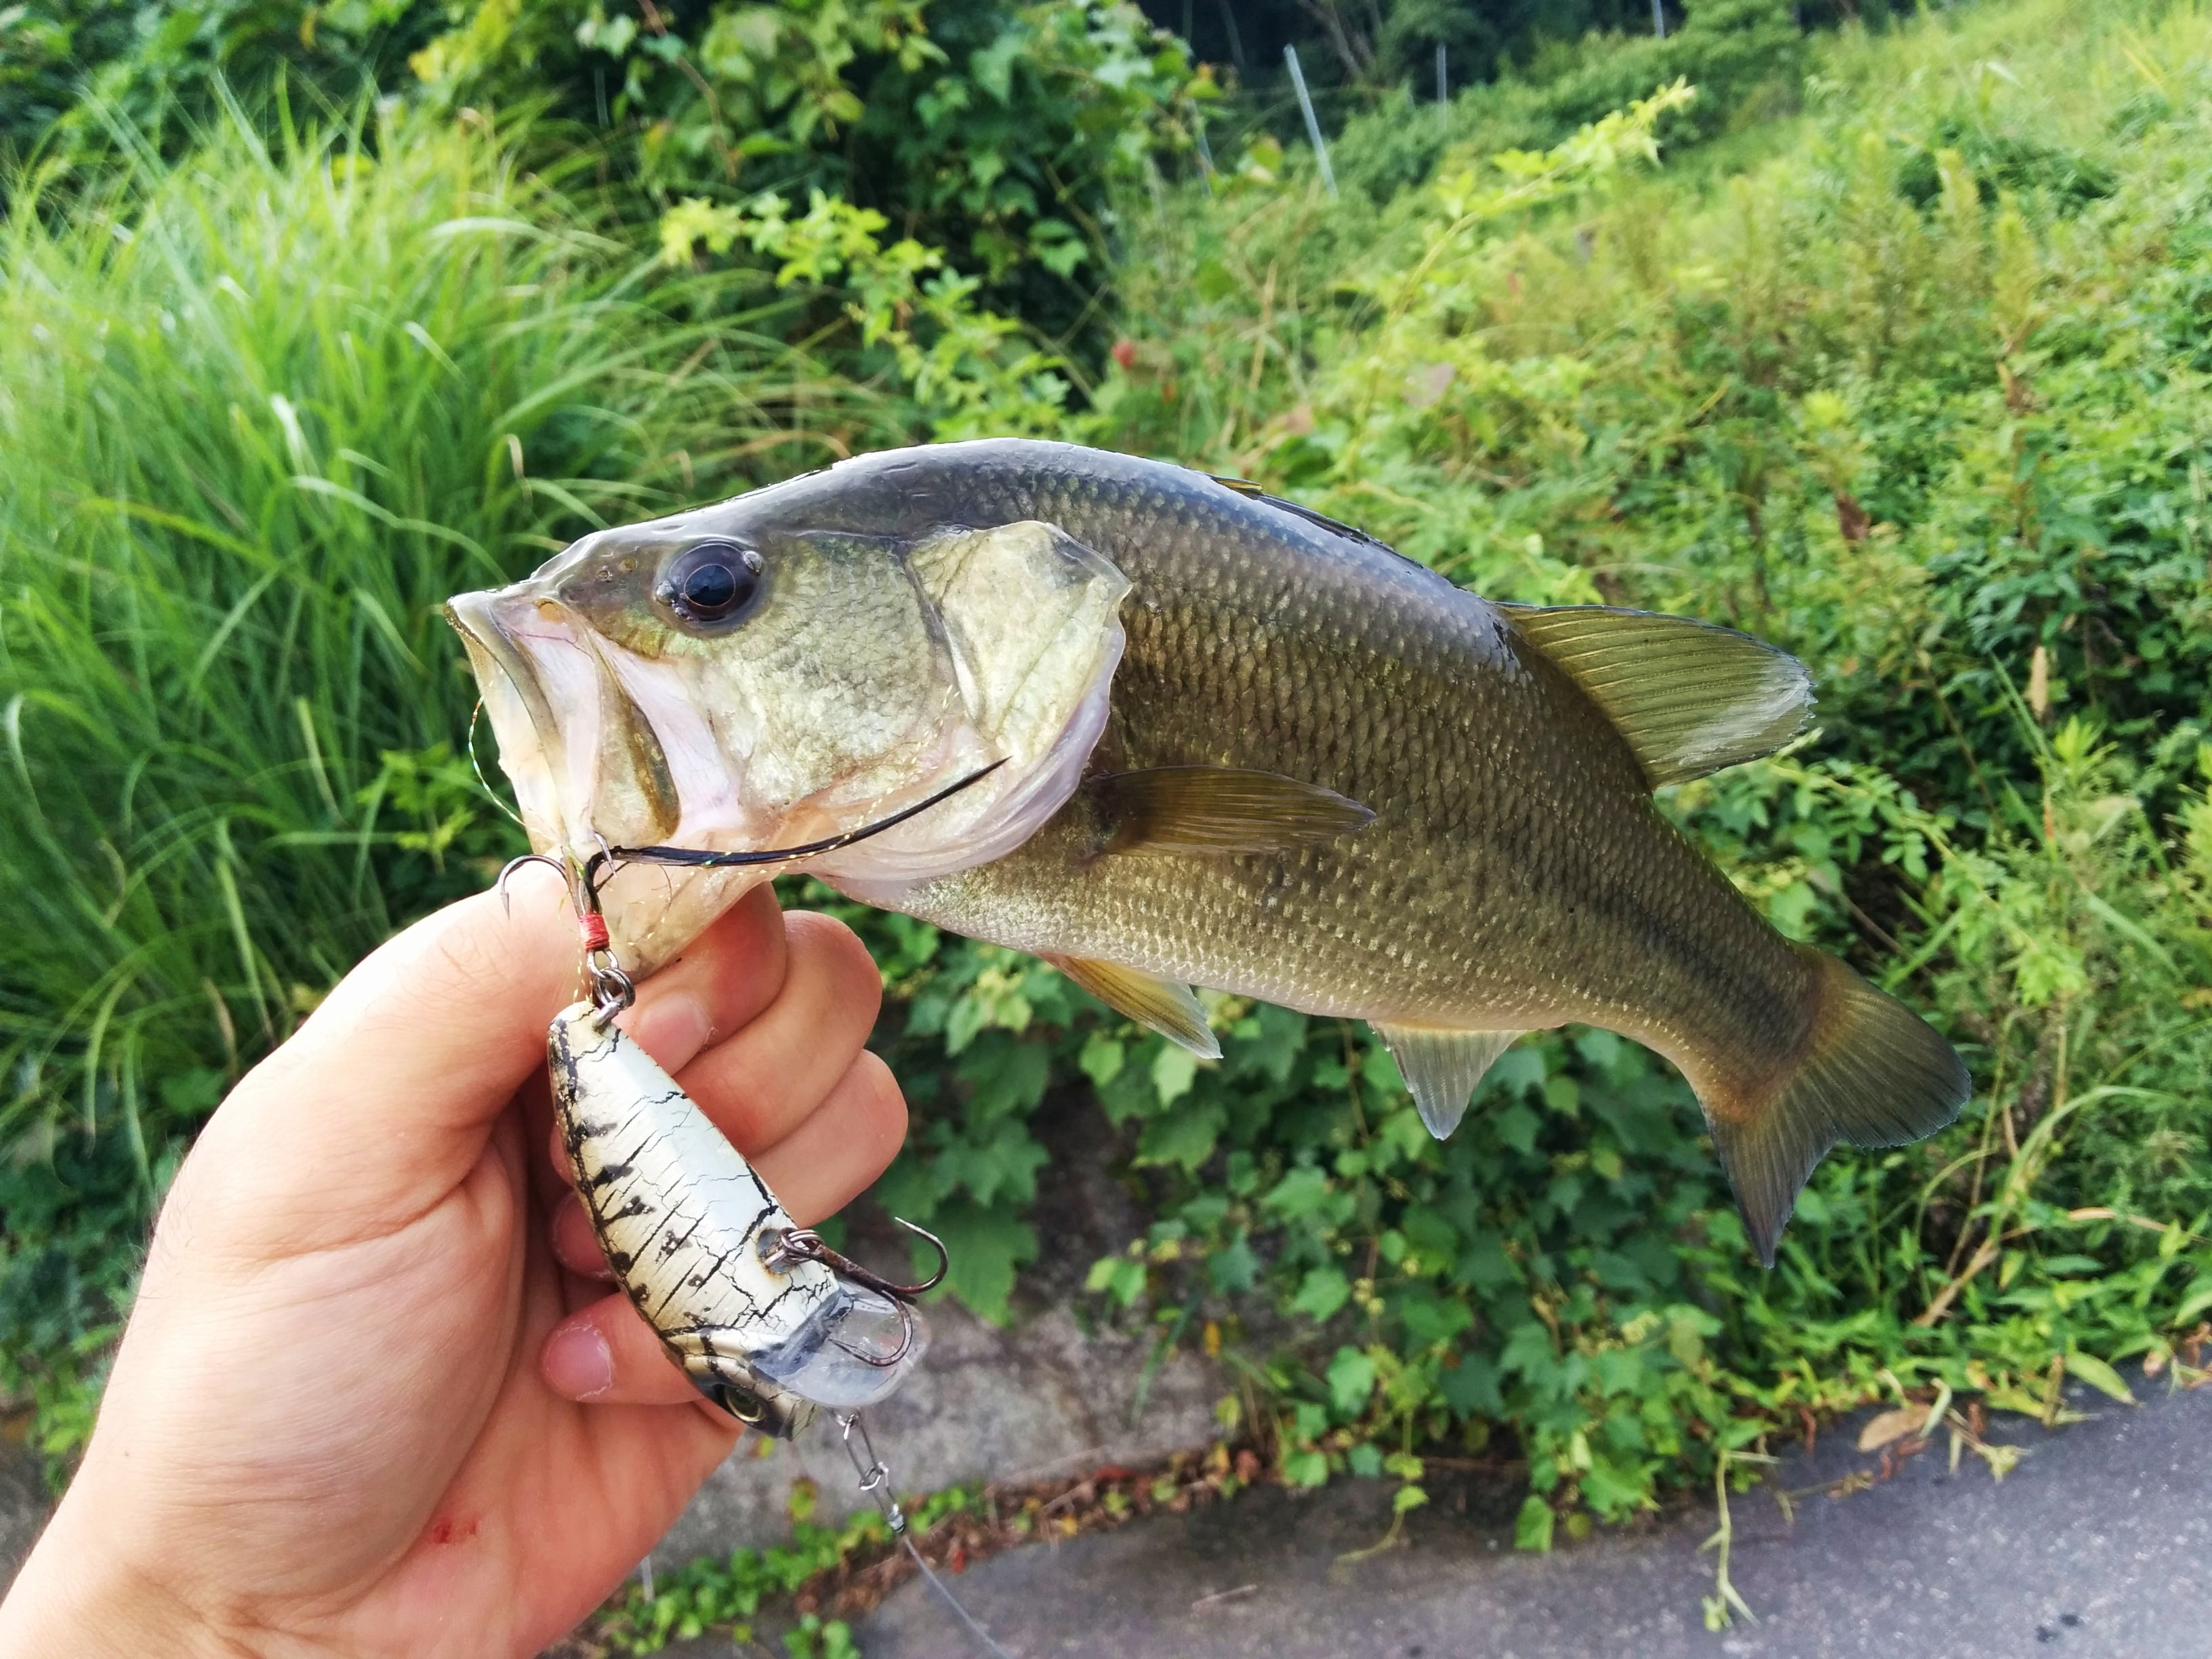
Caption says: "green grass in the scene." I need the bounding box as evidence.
[0,105,882,1444]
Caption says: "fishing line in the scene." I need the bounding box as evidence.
[464,699,528,831]
[581,760,1006,909]
[836,1412,1019,1659]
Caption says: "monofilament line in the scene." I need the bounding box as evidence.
[836,1412,1018,1659]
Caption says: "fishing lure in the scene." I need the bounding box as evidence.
[504,848,939,1437]
[505,804,1017,1656]
[548,1000,930,1436]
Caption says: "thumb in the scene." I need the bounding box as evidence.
[178,866,586,1252]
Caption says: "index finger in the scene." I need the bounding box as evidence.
[186,869,781,1254]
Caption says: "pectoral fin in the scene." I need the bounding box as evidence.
[1370,1023,1524,1139]
[1052,956,1222,1060]
[1084,766,1374,858]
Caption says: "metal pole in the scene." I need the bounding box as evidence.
[1651,0,1667,39]
[1284,45,1337,198]
[1436,43,1447,113]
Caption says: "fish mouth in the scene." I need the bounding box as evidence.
[448,589,565,785]
[443,514,1131,972]
[445,588,574,848]
[445,586,685,855]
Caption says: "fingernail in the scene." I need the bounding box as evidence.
[632,989,712,1068]
[541,1319,613,1400]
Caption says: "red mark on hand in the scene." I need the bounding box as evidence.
[426,1513,480,1547]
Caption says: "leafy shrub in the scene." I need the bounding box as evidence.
[4,0,1204,352]
[1895,117,2118,216]
[409,0,1204,342]
[657,186,1078,434]
[0,0,433,163]
[1332,0,1809,201]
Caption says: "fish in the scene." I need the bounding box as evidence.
[448,438,1969,1263]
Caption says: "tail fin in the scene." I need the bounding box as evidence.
[1704,947,1968,1267]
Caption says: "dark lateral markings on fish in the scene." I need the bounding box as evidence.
[459,439,1971,1264]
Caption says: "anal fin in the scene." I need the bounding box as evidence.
[1084,766,1374,858]
[1370,1023,1523,1139]
[1052,956,1222,1060]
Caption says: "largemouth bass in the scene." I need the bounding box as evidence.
[448,439,1967,1262]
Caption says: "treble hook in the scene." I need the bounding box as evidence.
[834,1297,920,1372]
[497,851,573,916]
[760,1217,949,1303]
[756,1227,937,1371]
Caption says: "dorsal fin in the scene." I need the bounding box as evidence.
[1206,474,1404,554]
[1050,956,1221,1059]
[1502,605,1814,789]
[1370,1023,1524,1139]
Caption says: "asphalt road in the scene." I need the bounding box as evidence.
[847,1376,2211,1659]
[12,1373,2203,1658]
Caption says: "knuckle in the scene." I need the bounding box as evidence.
[790,911,884,1021]
[849,1050,907,1141]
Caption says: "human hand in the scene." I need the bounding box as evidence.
[0,876,905,1658]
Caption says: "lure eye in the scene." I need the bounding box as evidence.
[716,1383,767,1425]
[657,540,764,630]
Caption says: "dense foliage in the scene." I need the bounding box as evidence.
[1,0,1205,348]
[3,0,2209,1635]
[0,0,430,159]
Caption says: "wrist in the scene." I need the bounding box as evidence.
[0,1502,254,1659]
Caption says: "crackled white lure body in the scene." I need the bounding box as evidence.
[546,1002,924,1437]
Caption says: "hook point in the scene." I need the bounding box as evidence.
[890,1217,950,1297]
[497,852,569,918]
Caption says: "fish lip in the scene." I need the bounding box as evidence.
[445,587,573,830]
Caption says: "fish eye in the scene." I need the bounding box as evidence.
[657,540,764,630]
